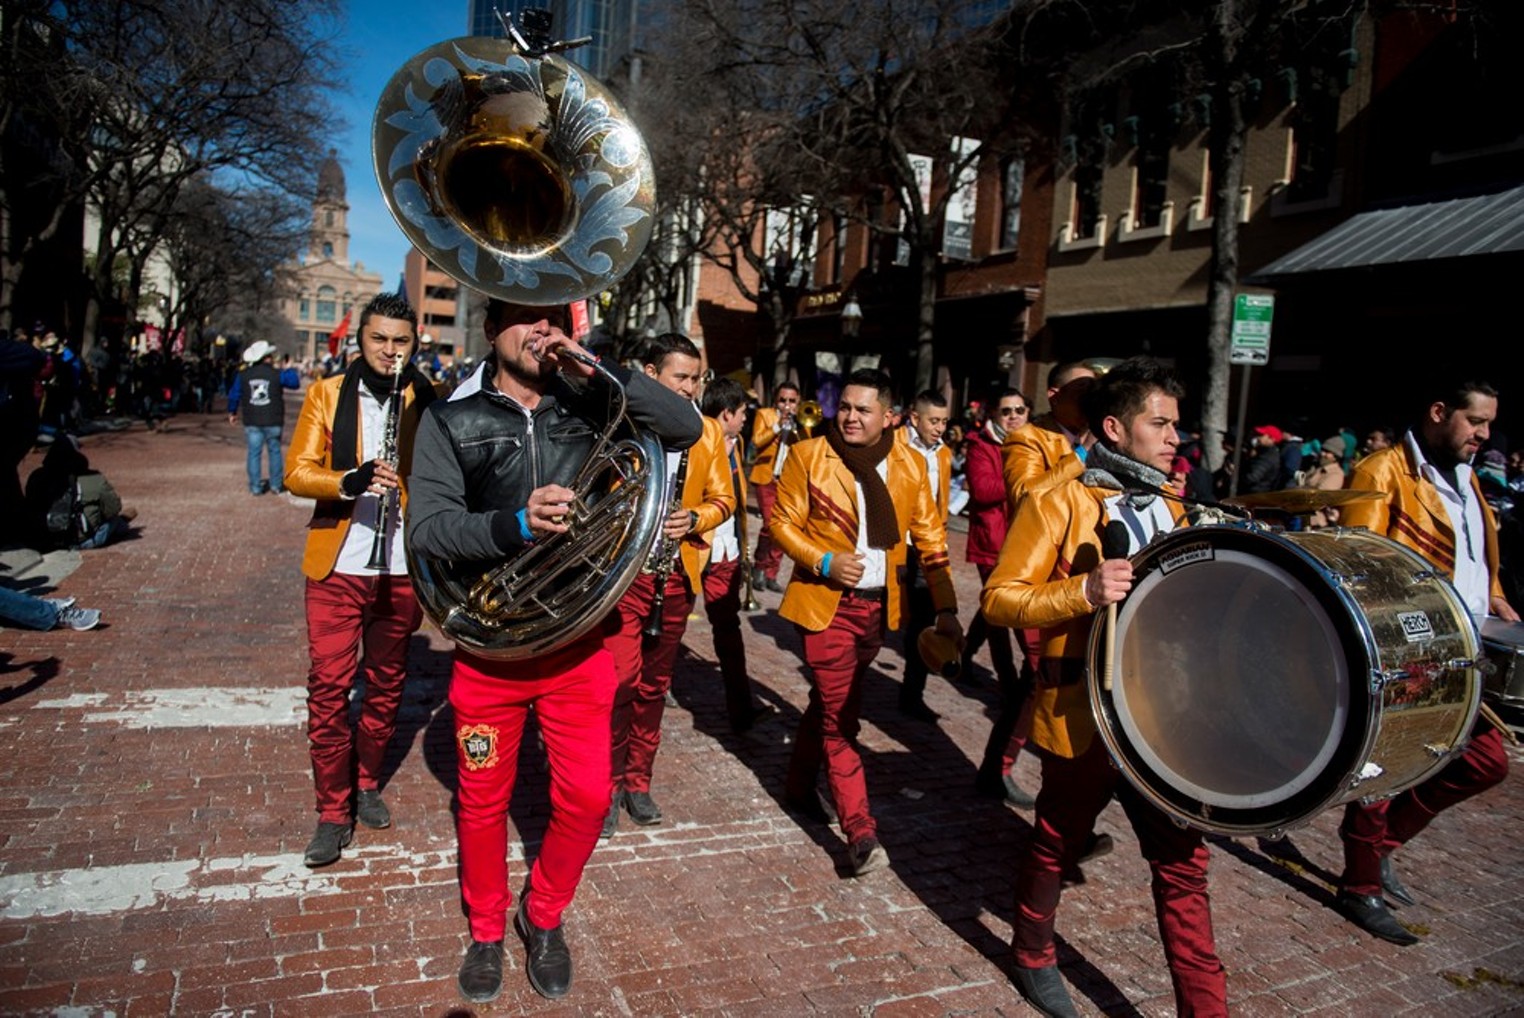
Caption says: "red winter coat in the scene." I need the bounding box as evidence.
[964,425,1008,566]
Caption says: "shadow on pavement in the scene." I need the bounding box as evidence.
[0,653,61,704]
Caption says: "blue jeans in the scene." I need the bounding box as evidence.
[0,586,59,630]
[244,425,284,494]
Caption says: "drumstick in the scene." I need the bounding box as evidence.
[1100,522,1131,692]
[1480,702,1520,747]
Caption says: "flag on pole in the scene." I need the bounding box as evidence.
[327,309,353,358]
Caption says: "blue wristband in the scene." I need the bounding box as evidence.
[517,508,535,543]
[820,552,833,578]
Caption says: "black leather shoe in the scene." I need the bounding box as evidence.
[763,576,785,593]
[355,789,391,829]
[515,898,573,999]
[601,791,621,840]
[784,788,839,826]
[457,939,504,1003]
[624,790,663,825]
[1381,856,1417,907]
[848,835,890,876]
[1013,965,1079,1018]
[752,567,767,591]
[1337,891,1419,946]
[897,699,941,722]
[302,822,353,867]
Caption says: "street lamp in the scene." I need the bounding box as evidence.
[840,294,863,339]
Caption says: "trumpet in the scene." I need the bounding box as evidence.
[770,399,823,481]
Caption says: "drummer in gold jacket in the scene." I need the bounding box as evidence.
[771,367,961,878]
[982,357,1227,1018]
[1333,375,1519,947]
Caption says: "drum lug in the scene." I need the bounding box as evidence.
[1424,742,1455,758]
[1371,669,1408,693]
[1412,569,1441,583]
[1327,571,1368,589]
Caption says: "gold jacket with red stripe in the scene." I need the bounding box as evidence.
[1341,441,1504,600]
[284,375,430,582]
[748,406,784,486]
[673,416,737,594]
[981,480,1186,758]
[770,434,956,632]
[1001,413,1083,511]
[895,426,953,521]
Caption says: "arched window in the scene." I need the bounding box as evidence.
[322,242,334,259]
[298,294,311,319]
[325,210,334,227]
[316,285,338,323]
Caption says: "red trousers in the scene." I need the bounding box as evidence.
[304,573,421,824]
[786,598,883,843]
[607,570,694,793]
[451,638,616,941]
[753,481,783,579]
[1339,722,1509,896]
[702,557,759,729]
[1016,740,1227,1017]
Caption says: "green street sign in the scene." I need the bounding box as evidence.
[1230,293,1274,366]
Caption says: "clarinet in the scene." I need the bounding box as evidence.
[643,449,690,639]
[365,353,406,571]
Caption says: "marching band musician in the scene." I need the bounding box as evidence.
[603,334,736,836]
[698,376,776,734]
[284,292,434,869]
[771,368,962,877]
[406,300,700,1003]
[896,389,954,721]
[748,381,804,593]
[1333,375,1520,946]
[982,357,1227,1018]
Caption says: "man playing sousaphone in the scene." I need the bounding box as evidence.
[1332,374,1519,946]
[407,299,700,1003]
[982,357,1227,1018]
[284,293,435,869]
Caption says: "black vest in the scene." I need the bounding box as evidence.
[239,363,284,427]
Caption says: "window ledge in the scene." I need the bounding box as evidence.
[1270,169,1344,217]
[1186,187,1254,231]
[1057,214,1108,252]
[1118,201,1175,242]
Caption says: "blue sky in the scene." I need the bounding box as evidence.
[327,3,470,286]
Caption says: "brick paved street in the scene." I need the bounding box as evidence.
[3,408,1524,1016]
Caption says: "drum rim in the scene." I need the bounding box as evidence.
[1089,524,1380,835]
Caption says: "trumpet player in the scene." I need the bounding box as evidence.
[283,293,435,868]
[748,382,804,593]
[698,376,776,734]
[407,300,700,1003]
[604,333,736,836]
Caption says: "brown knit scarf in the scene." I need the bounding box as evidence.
[826,425,900,549]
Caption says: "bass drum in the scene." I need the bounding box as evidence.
[1087,524,1482,837]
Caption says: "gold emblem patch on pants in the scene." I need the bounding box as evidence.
[458,723,501,771]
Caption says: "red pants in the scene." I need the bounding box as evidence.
[607,570,694,793]
[451,638,616,941]
[786,598,883,843]
[304,573,421,824]
[1016,740,1227,1017]
[753,481,783,579]
[1339,722,1509,896]
[703,557,758,729]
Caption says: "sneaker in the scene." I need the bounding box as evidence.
[624,790,663,826]
[302,821,353,867]
[55,606,101,631]
[457,938,505,1003]
[848,835,890,877]
[515,896,573,998]
[42,596,77,612]
[355,789,391,829]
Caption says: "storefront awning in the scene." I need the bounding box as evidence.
[1248,183,1524,282]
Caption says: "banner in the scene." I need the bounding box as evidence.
[896,154,933,267]
[942,137,980,261]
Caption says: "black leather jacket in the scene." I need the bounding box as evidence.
[407,359,701,563]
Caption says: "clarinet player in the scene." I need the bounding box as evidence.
[602,333,735,837]
[284,293,436,868]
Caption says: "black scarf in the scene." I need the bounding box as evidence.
[1081,440,1169,508]
[331,361,436,471]
[825,424,900,549]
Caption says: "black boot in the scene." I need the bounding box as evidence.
[1336,891,1419,946]
[1013,965,1079,1018]
[515,897,573,998]
[1381,855,1417,907]
[457,939,504,1003]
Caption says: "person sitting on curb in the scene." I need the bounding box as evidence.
[0,586,101,631]
[24,436,137,551]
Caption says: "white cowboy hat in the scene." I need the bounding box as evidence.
[242,340,276,364]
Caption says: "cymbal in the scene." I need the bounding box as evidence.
[1223,489,1385,512]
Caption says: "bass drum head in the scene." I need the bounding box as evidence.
[1092,527,1373,834]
